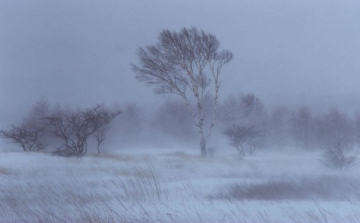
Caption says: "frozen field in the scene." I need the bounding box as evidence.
[1,147,360,222]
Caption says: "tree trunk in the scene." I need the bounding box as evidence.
[200,137,206,157]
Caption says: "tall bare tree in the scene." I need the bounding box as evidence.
[132,27,233,156]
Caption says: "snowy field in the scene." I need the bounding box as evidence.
[1,147,360,223]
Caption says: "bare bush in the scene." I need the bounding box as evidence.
[223,124,265,155]
[322,143,356,169]
[46,105,121,156]
[0,98,50,152]
[0,125,46,152]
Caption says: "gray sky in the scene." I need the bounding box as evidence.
[1,0,360,127]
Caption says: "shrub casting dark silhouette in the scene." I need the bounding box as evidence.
[45,105,120,157]
[0,125,46,151]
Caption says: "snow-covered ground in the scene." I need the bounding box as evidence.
[1,147,360,222]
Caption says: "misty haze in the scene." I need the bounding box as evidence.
[1,1,360,222]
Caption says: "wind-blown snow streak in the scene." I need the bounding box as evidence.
[0,148,360,222]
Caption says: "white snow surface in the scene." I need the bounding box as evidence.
[1,147,360,222]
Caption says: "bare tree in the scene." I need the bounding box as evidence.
[132,27,233,156]
[46,105,121,156]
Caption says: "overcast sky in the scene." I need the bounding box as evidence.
[1,0,360,127]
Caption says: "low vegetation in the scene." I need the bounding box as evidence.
[0,150,359,222]
[0,99,120,157]
[322,143,356,169]
[211,175,360,201]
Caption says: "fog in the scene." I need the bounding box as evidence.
[1,0,360,129]
[2,2,360,221]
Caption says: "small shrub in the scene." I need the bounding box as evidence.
[223,124,265,156]
[0,125,46,152]
[46,105,120,157]
[322,143,356,169]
